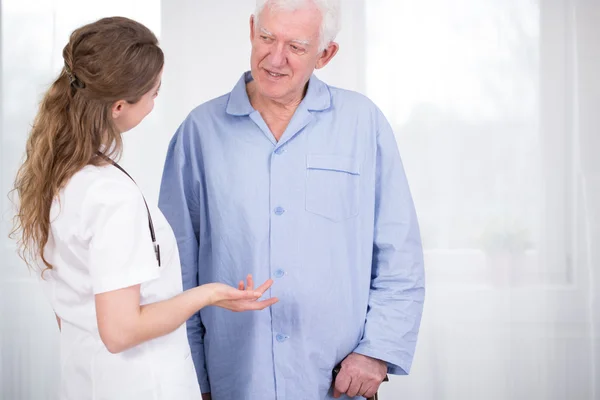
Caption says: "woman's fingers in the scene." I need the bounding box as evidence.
[235,296,279,311]
[214,276,277,312]
[241,290,262,299]
[236,276,273,295]
[223,286,261,300]
[254,279,274,294]
[246,274,254,291]
[255,297,279,309]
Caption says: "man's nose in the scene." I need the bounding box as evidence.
[268,43,287,68]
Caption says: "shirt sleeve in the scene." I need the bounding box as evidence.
[83,175,160,295]
[158,116,210,393]
[353,108,426,375]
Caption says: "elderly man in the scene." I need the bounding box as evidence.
[158,0,425,399]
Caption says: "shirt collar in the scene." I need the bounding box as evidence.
[226,71,332,116]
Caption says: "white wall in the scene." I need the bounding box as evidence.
[2,1,600,399]
[575,0,600,391]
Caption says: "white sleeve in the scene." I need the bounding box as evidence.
[83,177,160,294]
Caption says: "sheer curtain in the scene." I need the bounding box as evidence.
[2,0,598,399]
[366,0,596,399]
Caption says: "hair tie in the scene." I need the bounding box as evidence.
[64,63,85,89]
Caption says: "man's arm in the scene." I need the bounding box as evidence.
[335,108,425,398]
[353,109,425,374]
[158,116,211,394]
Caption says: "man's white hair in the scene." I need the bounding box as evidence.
[254,0,341,51]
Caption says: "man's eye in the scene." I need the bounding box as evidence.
[291,45,306,53]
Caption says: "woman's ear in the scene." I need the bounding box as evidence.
[111,100,126,120]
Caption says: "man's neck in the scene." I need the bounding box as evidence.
[246,81,306,141]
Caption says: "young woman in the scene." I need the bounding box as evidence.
[11,16,277,399]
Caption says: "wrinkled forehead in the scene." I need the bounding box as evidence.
[256,4,322,42]
[260,27,311,46]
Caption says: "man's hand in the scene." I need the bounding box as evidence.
[201,393,211,400]
[333,353,387,399]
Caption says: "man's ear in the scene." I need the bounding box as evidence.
[315,42,339,70]
[250,15,256,42]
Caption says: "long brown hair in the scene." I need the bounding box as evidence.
[10,16,164,271]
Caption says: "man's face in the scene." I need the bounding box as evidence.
[249,3,336,104]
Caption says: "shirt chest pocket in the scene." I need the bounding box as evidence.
[305,155,361,222]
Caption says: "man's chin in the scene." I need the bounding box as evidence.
[256,84,288,102]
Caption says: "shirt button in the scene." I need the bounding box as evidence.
[276,333,288,343]
[273,269,285,278]
[274,147,285,155]
[274,207,285,216]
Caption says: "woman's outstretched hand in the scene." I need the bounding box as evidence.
[205,274,278,312]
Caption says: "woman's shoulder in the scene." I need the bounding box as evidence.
[68,164,137,195]
[52,164,146,236]
[58,164,142,214]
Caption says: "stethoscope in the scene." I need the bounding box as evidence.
[97,152,161,267]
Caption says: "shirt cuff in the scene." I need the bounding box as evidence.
[353,343,409,375]
[192,349,211,393]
